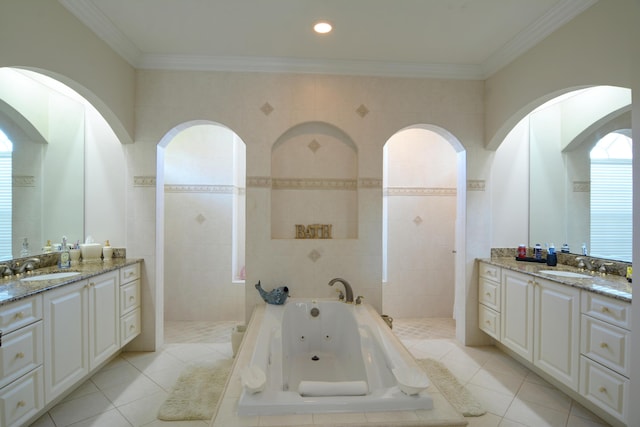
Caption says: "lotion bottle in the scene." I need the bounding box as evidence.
[59,236,71,268]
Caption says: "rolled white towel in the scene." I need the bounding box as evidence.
[298,380,368,396]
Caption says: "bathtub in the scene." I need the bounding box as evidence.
[237,299,434,416]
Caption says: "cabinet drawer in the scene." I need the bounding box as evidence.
[0,321,43,389]
[580,356,628,423]
[581,315,630,377]
[581,293,631,330]
[120,263,140,284]
[0,296,42,335]
[0,366,43,427]
[479,262,501,282]
[120,280,140,315]
[479,277,500,311]
[120,308,141,347]
[479,304,500,340]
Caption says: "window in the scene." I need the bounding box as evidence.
[0,129,12,260]
[590,132,632,261]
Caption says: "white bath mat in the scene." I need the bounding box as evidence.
[418,358,486,417]
[157,358,233,421]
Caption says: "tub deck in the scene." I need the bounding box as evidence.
[210,301,468,427]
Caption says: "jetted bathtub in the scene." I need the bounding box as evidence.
[237,299,434,416]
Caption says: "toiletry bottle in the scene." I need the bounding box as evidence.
[517,244,527,259]
[20,237,30,257]
[59,236,71,268]
[581,243,588,256]
[43,240,52,253]
[546,244,557,266]
[561,243,570,253]
[534,243,542,260]
[103,240,113,261]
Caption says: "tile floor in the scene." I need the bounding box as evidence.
[29,318,610,427]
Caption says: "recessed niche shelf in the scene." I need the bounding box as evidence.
[271,122,358,239]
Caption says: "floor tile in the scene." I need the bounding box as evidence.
[30,318,613,427]
[48,391,115,427]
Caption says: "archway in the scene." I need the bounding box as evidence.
[382,124,465,325]
[157,121,246,343]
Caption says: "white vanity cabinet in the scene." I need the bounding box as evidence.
[478,262,501,339]
[43,270,119,403]
[499,271,580,390]
[0,296,44,427]
[500,270,534,362]
[580,293,632,423]
[533,277,580,391]
[119,263,141,347]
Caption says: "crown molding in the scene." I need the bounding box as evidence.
[481,0,598,77]
[137,54,484,80]
[61,0,597,80]
[59,0,141,66]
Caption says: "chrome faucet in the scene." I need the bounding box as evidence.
[576,257,594,272]
[12,258,41,274]
[328,278,354,303]
[0,263,13,277]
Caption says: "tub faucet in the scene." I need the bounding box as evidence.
[328,278,354,303]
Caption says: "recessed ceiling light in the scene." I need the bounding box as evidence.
[314,21,332,34]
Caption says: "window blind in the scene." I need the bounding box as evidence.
[0,152,11,260]
[590,159,632,261]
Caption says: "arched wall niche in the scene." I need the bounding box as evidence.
[270,121,358,239]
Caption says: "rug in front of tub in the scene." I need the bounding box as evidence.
[157,358,232,420]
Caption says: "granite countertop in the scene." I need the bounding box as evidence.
[0,258,142,306]
[481,257,632,302]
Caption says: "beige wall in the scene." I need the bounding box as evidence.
[485,1,636,149]
[0,0,136,144]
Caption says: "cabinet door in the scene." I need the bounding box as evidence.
[501,270,534,362]
[534,278,580,391]
[43,281,88,403]
[88,271,120,370]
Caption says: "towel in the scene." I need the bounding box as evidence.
[298,380,368,396]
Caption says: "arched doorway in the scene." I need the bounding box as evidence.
[158,121,246,343]
[382,125,465,323]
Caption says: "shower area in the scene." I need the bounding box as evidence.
[162,123,246,339]
[382,127,458,319]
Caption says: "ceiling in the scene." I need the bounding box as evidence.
[60,0,597,79]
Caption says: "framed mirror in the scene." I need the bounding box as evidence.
[529,86,632,262]
[0,68,84,261]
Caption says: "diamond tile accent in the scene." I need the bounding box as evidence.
[308,139,321,153]
[414,216,423,225]
[260,102,274,115]
[308,249,321,262]
[356,104,369,118]
[196,214,206,224]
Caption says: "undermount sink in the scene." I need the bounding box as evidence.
[538,270,591,279]
[21,271,81,282]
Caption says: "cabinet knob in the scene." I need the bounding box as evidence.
[485,320,491,324]
[17,400,26,407]
[129,296,135,301]
[485,292,491,296]
[600,342,608,349]
[14,311,24,320]
[129,324,135,331]
[599,386,607,393]
[601,306,610,313]
[15,352,25,359]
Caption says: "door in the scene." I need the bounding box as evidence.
[501,270,534,362]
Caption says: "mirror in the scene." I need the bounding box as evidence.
[529,86,632,262]
[0,68,84,261]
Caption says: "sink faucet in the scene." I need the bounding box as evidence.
[12,258,41,274]
[0,263,13,277]
[328,278,354,303]
[576,257,594,272]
